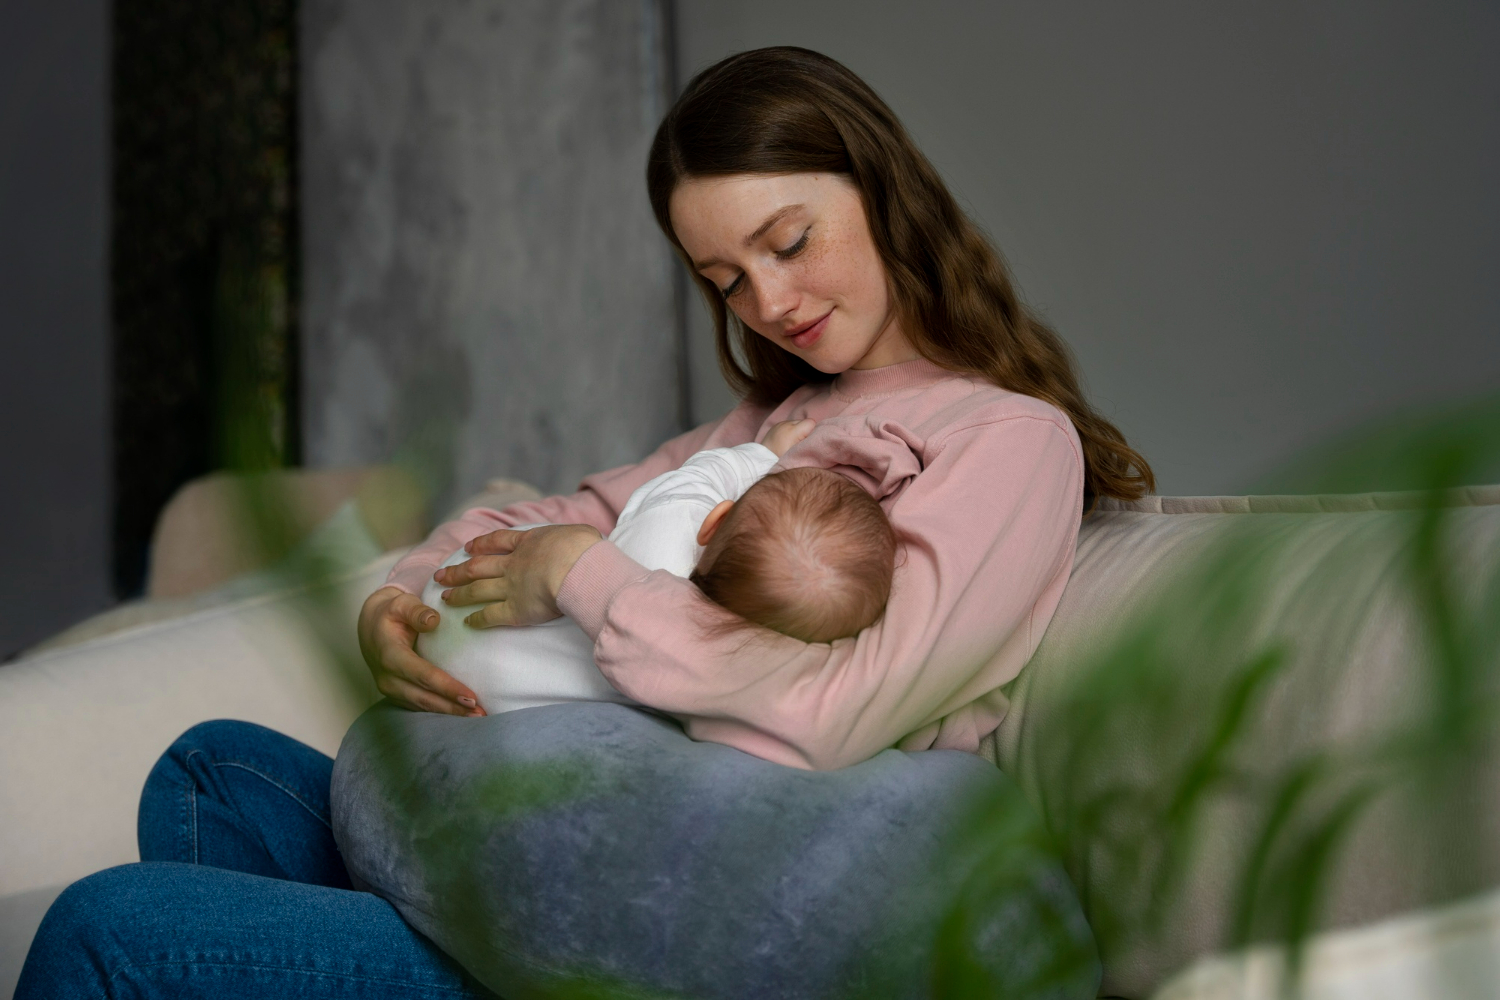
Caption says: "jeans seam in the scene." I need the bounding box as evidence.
[107,958,482,995]
[184,750,333,831]
[187,774,199,865]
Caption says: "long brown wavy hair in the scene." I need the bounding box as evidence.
[647,47,1154,504]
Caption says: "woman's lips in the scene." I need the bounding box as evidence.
[787,311,832,350]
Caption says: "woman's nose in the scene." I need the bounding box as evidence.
[748,268,797,326]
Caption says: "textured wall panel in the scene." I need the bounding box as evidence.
[302,0,682,506]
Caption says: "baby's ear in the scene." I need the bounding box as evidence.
[697,500,735,546]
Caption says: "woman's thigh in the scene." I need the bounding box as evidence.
[16,862,496,999]
[138,719,350,887]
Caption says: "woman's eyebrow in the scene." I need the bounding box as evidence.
[744,204,802,246]
[692,204,805,271]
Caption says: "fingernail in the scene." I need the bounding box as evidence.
[422,612,438,626]
[469,707,486,718]
[457,696,476,708]
[441,589,452,601]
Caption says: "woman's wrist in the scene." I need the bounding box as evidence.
[545,524,604,601]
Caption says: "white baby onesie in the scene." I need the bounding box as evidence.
[417,442,778,714]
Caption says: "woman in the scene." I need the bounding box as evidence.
[18,47,1150,996]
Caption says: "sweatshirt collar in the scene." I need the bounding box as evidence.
[831,357,952,399]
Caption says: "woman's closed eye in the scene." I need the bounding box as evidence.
[718,227,812,297]
[775,227,811,260]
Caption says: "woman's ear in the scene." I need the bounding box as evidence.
[697,500,735,546]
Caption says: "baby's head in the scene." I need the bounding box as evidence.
[689,467,896,643]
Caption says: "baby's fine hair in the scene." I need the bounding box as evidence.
[689,466,896,643]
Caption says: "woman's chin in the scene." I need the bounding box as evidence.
[796,343,861,374]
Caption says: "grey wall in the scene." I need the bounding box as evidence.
[677,1,1500,494]
[0,0,111,658]
[302,0,685,508]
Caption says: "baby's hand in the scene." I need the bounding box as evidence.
[763,418,816,457]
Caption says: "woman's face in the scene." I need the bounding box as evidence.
[669,172,918,373]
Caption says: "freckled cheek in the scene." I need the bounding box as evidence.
[814,230,886,319]
[796,232,853,303]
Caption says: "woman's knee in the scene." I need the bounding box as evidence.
[166,718,289,766]
[137,720,344,882]
[15,865,161,998]
[138,720,277,862]
[143,719,283,797]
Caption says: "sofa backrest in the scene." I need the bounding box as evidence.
[996,485,1500,997]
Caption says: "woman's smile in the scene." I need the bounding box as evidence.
[787,309,832,350]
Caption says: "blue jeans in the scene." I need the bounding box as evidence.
[16,720,496,999]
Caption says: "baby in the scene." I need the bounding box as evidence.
[417,419,897,714]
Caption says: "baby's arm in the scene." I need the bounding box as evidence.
[619,419,814,520]
[607,421,815,576]
[615,443,768,521]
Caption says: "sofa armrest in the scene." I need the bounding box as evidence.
[147,465,429,599]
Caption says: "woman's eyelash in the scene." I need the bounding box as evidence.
[775,228,811,259]
[719,228,811,296]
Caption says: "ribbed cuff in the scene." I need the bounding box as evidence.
[381,569,424,597]
[556,541,651,639]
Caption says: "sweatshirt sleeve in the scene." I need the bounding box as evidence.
[381,409,749,596]
[556,413,1085,770]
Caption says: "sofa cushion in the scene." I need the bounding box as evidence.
[0,553,389,903]
[1152,884,1500,1000]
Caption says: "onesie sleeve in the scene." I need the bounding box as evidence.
[615,443,779,522]
[381,405,767,596]
[556,412,1086,770]
[606,443,779,577]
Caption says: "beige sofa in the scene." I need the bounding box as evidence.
[2,479,1496,999]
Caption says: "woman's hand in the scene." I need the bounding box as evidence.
[357,585,484,716]
[763,418,816,456]
[435,523,604,628]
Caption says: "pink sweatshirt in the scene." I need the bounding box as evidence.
[385,359,1085,770]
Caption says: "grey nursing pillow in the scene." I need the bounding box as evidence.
[331,701,1099,999]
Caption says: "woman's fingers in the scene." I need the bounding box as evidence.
[374,637,484,715]
[356,585,486,717]
[463,599,560,629]
[388,591,440,631]
[465,528,528,555]
[433,553,506,587]
[442,575,508,607]
[380,674,479,717]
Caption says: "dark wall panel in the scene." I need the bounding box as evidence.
[0,0,111,657]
